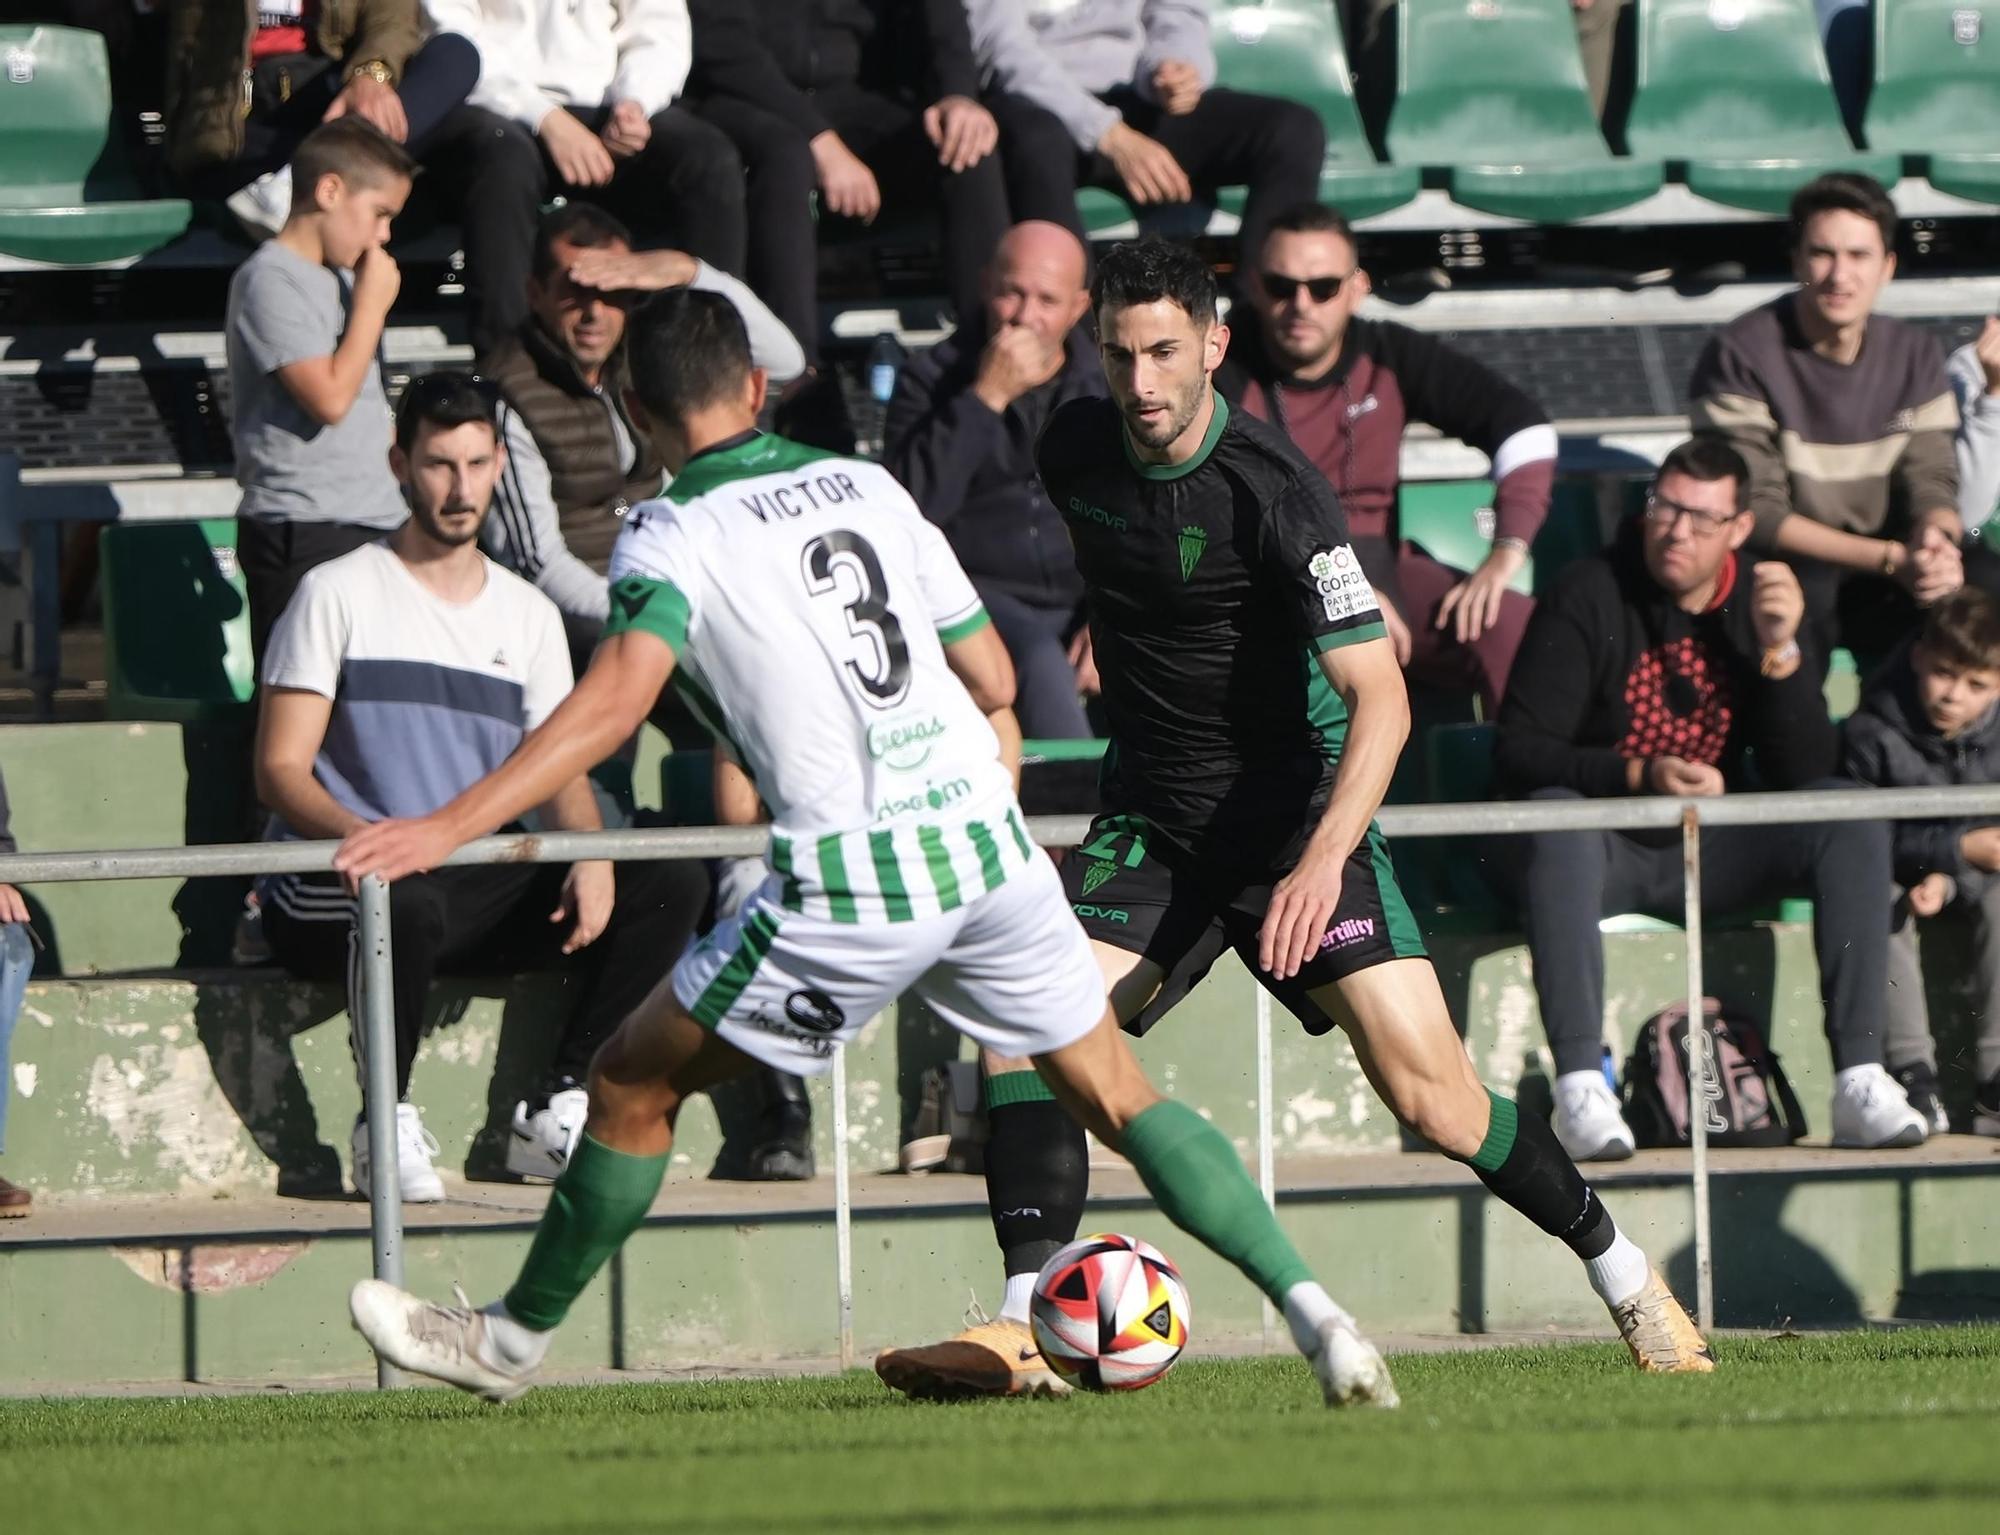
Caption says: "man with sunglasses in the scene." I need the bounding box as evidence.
[255,373,707,1201]
[1217,202,1555,716]
[1493,435,1928,1158]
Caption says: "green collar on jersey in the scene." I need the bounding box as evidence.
[1122,389,1229,481]
[664,430,849,506]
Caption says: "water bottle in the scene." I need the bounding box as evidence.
[1600,1044,1620,1096]
[863,332,905,457]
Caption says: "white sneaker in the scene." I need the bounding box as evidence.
[1553,1073,1637,1162]
[506,1087,589,1181]
[351,1103,447,1203]
[1830,1064,1928,1149]
[225,167,292,242]
[349,1279,536,1403]
[1310,1318,1400,1409]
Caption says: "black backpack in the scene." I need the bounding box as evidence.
[1623,998,1808,1148]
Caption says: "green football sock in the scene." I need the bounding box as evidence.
[1120,1099,1312,1306]
[503,1133,669,1331]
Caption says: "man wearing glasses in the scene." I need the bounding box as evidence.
[1217,201,1556,716]
[255,373,706,1202]
[1493,435,1928,1158]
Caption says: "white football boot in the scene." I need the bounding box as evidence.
[1310,1318,1400,1409]
[350,1280,537,1403]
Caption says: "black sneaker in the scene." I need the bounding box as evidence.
[1893,1062,1951,1137]
[1975,1074,2000,1138]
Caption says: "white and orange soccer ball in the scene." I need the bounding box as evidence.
[1029,1233,1191,1391]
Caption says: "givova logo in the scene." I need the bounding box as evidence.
[1067,496,1127,531]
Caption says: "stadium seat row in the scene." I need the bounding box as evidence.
[2,0,1996,267]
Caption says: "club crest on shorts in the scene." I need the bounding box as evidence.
[784,989,846,1034]
[1080,860,1118,897]
[1178,525,1207,582]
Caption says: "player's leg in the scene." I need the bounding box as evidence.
[917,852,1396,1407]
[1308,958,1712,1373]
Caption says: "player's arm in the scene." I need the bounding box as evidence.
[333,629,676,885]
[944,621,1023,786]
[1259,637,1409,980]
[254,688,369,839]
[712,746,765,826]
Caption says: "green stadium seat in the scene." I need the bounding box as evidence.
[1530,479,1613,595]
[1864,0,2000,205]
[0,26,191,265]
[101,520,253,720]
[1386,0,1663,223]
[1400,480,1534,590]
[1076,0,1418,235]
[1623,0,1898,215]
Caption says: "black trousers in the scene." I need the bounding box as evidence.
[182,33,482,199]
[239,516,393,677]
[984,86,1323,262]
[690,86,1009,364]
[263,859,709,1100]
[977,584,1090,740]
[426,103,748,356]
[1495,784,1889,1077]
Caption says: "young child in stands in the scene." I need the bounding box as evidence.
[1843,587,2000,1136]
[224,118,415,674]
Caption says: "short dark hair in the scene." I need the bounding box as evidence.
[532,201,633,282]
[394,370,499,452]
[1789,172,1897,254]
[1919,588,2000,673]
[290,117,416,195]
[1263,201,1356,248]
[1091,238,1218,329]
[1656,435,1752,511]
[625,287,752,422]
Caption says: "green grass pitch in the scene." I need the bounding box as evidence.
[8,1327,1998,1534]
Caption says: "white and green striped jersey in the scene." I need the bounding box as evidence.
[604,431,1032,923]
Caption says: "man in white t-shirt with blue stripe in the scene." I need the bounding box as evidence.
[255,373,707,1203]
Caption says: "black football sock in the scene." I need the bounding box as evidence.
[1454,1090,1615,1259]
[984,1071,1089,1315]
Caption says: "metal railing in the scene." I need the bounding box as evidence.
[8,781,2000,1383]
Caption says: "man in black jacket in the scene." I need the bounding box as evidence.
[1215,203,1555,715]
[884,220,1101,738]
[1843,588,2000,1136]
[684,0,1008,365]
[1495,435,1928,1158]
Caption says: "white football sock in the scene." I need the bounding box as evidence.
[1281,1282,1356,1358]
[1000,1272,1037,1325]
[479,1300,553,1371]
[1582,1228,1650,1308]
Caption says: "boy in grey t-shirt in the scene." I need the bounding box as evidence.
[225,118,416,668]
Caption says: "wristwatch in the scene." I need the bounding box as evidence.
[1760,640,1802,677]
[347,58,395,87]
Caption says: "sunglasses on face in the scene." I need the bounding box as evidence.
[1259,271,1350,305]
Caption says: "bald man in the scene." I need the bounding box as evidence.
[885,221,1106,738]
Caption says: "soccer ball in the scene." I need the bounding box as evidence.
[1029,1233,1191,1391]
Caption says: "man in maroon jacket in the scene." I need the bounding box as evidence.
[1494,435,1927,1159]
[1216,201,1556,714]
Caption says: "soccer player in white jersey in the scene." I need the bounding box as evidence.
[338,288,1398,1408]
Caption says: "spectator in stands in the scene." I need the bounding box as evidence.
[974,0,1322,264]
[1690,173,1964,663]
[1950,318,2000,551]
[1494,435,1929,1159]
[254,374,706,1202]
[1842,588,2000,1139]
[884,220,1100,739]
[683,0,1007,369]
[165,0,478,239]
[0,769,33,1219]
[226,119,414,674]
[1215,201,1553,715]
[482,203,804,670]
[420,0,746,355]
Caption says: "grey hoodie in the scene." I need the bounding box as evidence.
[1842,641,2000,893]
[968,0,1216,150]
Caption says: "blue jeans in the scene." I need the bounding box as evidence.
[0,924,31,1154]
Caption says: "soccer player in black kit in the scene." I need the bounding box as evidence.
[876,240,1714,1400]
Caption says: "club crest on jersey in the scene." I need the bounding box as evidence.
[1308,545,1378,622]
[1080,860,1118,897]
[1178,525,1207,582]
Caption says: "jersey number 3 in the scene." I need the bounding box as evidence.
[802,530,912,710]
